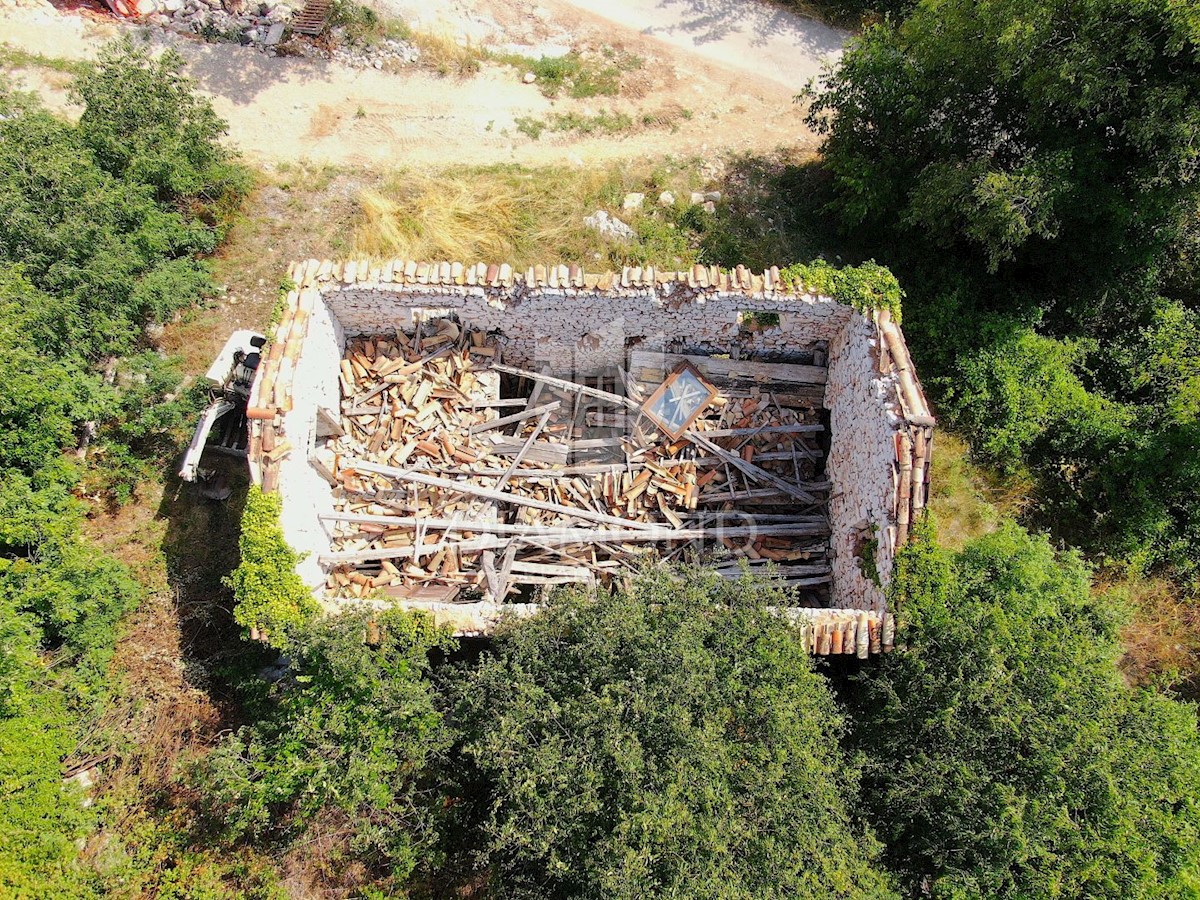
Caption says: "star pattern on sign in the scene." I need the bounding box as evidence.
[642,363,718,439]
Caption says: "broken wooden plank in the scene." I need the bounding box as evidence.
[686,431,819,504]
[466,401,560,436]
[694,424,824,438]
[495,409,553,492]
[342,460,659,531]
[490,363,640,411]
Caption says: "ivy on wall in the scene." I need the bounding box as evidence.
[225,486,317,644]
[781,259,904,323]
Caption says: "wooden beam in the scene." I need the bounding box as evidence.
[509,560,595,579]
[342,460,658,531]
[490,363,640,411]
[695,424,823,438]
[686,431,819,504]
[630,349,828,385]
[495,409,553,492]
[319,526,829,565]
[321,512,829,541]
[467,401,560,436]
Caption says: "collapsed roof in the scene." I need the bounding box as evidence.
[244,259,934,656]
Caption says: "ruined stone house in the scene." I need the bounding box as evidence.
[243,258,933,656]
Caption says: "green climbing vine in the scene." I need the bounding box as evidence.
[780,259,904,323]
[225,485,318,644]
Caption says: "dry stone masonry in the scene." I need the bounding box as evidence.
[246,258,933,655]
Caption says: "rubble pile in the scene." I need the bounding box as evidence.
[107,0,420,65]
[316,319,835,607]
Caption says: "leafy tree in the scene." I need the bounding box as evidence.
[72,37,248,210]
[0,35,249,897]
[808,0,1200,282]
[451,567,895,899]
[851,518,1200,897]
[200,609,455,884]
[805,0,1200,577]
[944,328,1127,465]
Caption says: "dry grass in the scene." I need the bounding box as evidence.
[411,30,484,78]
[1106,574,1200,695]
[351,162,709,268]
[928,432,1033,550]
[306,103,345,139]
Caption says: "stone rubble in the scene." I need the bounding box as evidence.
[109,0,421,66]
[582,210,636,241]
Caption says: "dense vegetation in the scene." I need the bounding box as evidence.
[853,520,1200,897]
[449,570,893,898]
[807,0,1200,584]
[201,609,455,888]
[0,38,246,897]
[5,0,1200,896]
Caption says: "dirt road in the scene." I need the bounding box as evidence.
[552,0,843,92]
[0,0,844,167]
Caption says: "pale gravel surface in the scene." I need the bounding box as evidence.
[0,0,844,167]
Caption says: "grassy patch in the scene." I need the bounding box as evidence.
[495,49,643,98]
[1108,574,1200,696]
[410,30,483,77]
[326,1,482,76]
[350,162,716,268]
[345,152,843,271]
[516,109,636,139]
[327,0,413,45]
[927,432,1032,551]
[0,43,89,75]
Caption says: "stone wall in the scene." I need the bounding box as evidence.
[825,313,899,610]
[323,282,852,376]
[270,293,343,592]
[246,259,933,622]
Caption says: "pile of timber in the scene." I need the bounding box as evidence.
[313,319,834,606]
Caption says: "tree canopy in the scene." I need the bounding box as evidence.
[450,568,895,899]
[806,0,1200,579]
[850,519,1200,897]
[809,0,1200,281]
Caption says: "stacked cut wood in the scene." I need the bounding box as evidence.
[314,318,834,608]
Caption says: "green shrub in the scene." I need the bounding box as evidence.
[199,609,454,885]
[72,38,248,209]
[450,566,896,898]
[225,486,318,643]
[781,258,904,321]
[853,518,1200,897]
